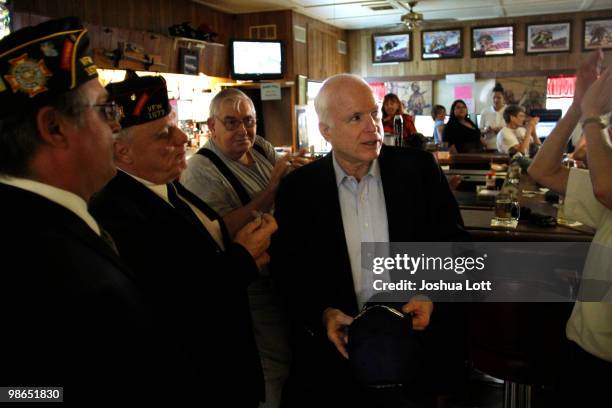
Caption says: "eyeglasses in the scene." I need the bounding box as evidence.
[88,102,123,123]
[215,116,256,131]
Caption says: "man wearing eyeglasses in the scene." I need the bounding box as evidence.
[0,17,191,404]
[181,88,308,408]
[90,74,276,407]
[182,88,308,237]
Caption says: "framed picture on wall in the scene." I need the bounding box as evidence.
[471,25,514,57]
[526,22,571,54]
[421,28,463,59]
[583,18,612,51]
[178,47,199,75]
[372,32,411,63]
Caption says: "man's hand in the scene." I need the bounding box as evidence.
[485,126,501,134]
[268,154,293,193]
[253,251,270,270]
[234,213,277,266]
[288,148,311,170]
[401,298,433,330]
[322,307,354,359]
[449,175,462,190]
[528,116,540,127]
[574,49,603,108]
[581,64,612,119]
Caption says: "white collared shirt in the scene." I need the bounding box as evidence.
[332,154,390,309]
[121,170,225,250]
[0,176,101,236]
[480,105,507,149]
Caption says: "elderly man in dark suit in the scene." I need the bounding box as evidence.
[90,72,276,407]
[271,74,468,407]
[0,18,190,405]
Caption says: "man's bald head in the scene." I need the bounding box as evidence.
[314,74,372,126]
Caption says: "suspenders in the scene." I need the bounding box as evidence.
[196,143,270,206]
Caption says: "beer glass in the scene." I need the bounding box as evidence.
[494,193,520,226]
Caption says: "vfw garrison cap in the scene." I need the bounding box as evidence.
[105,71,170,129]
[347,304,423,388]
[0,17,98,119]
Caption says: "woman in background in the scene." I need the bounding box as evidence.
[382,93,417,144]
[442,99,485,153]
[479,82,507,149]
[431,104,446,144]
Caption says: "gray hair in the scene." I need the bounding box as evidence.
[314,73,369,126]
[0,87,87,177]
[209,88,255,119]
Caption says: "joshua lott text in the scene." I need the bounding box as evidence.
[373,279,492,291]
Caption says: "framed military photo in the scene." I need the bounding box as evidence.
[471,25,514,57]
[372,32,411,63]
[421,28,463,59]
[583,18,612,51]
[526,22,571,54]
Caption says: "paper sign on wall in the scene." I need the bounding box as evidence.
[454,85,474,113]
[261,83,281,100]
[454,85,472,100]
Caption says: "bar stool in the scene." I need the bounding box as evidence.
[469,282,573,408]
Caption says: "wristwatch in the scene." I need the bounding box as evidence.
[581,116,606,129]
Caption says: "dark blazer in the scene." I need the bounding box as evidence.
[270,146,468,406]
[0,183,189,406]
[272,146,466,329]
[90,171,264,404]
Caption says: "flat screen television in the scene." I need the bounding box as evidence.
[536,121,557,140]
[230,39,284,81]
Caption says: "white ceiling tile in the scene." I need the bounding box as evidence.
[193,0,612,29]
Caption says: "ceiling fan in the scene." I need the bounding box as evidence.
[394,0,456,31]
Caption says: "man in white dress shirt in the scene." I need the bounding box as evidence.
[0,17,191,405]
[90,72,276,407]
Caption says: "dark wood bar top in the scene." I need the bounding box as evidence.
[435,151,510,167]
[461,209,594,241]
[453,173,595,242]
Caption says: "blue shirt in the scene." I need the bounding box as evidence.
[333,153,390,308]
[433,119,444,144]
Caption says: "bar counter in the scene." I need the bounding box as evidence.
[451,171,595,242]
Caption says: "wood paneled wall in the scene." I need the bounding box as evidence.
[348,10,612,80]
[13,0,233,77]
[233,10,294,80]
[292,12,349,81]
[12,2,349,81]
[13,0,233,43]
[232,11,349,81]
[13,11,228,77]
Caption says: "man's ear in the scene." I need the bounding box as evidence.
[319,122,331,142]
[207,117,216,137]
[113,139,133,165]
[36,107,69,148]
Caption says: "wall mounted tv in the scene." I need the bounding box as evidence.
[230,39,284,81]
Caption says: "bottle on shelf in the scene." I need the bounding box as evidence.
[485,170,497,190]
[500,171,520,199]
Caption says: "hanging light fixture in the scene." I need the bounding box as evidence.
[400,1,423,31]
